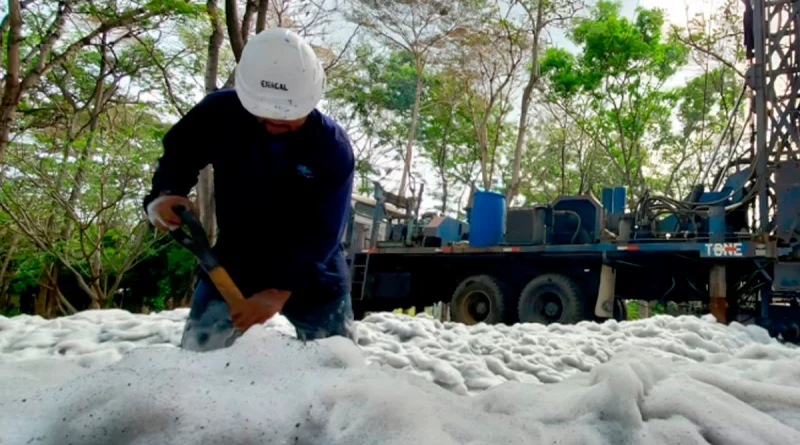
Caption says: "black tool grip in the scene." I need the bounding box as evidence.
[169,204,220,271]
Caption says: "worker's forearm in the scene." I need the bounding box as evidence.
[143,93,218,211]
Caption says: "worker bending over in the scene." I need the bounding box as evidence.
[143,28,355,351]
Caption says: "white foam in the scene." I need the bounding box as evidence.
[0,309,799,444]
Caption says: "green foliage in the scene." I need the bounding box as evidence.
[7,252,47,296]
[156,245,197,300]
[540,48,584,97]
[326,44,442,192]
[375,52,421,113]
[1,306,21,317]
[540,0,690,198]
[0,0,750,317]
[416,71,479,211]
[0,0,195,314]
[626,301,641,320]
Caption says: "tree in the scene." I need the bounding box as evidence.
[669,0,748,80]
[668,0,750,195]
[0,2,196,314]
[325,44,409,194]
[540,0,689,199]
[347,0,489,197]
[505,0,584,202]
[0,0,199,174]
[515,101,618,205]
[450,12,527,191]
[1,103,171,312]
[417,72,476,213]
[656,66,743,198]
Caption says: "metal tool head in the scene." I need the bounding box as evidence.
[170,205,219,272]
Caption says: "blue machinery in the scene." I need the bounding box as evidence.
[354,0,800,341]
[365,181,468,248]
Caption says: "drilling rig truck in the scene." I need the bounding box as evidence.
[345,0,800,342]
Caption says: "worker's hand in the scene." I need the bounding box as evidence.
[230,289,291,332]
[146,195,195,232]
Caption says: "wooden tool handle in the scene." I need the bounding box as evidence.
[207,266,246,305]
[168,205,247,307]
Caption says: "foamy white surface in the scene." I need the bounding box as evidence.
[1,309,799,444]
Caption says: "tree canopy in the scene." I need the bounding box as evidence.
[0,0,752,316]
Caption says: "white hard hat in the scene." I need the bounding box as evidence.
[234,28,325,121]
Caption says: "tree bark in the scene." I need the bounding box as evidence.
[241,0,259,43]
[35,264,59,318]
[507,0,545,202]
[256,0,269,32]
[437,106,455,213]
[205,0,224,94]
[0,230,20,309]
[0,0,23,169]
[225,0,245,61]
[561,134,566,195]
[398,59,423,198]
[198,0,225,245]
[57,287,78,315]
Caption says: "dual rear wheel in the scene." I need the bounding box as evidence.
[450,273,626,325]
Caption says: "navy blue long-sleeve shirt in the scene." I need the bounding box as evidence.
[143,89,354,302]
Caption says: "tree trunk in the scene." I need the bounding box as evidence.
[241,0,259,43]
[89,206,105,308]
[197,168,216,244]
[398,63,423,198]
[487,102,510,191]
[477,123,491,190]
[56,288,78,315]
[51,34,109,308]
[198,0,225,245]
[561,135,566,195]
[225,0,245,61]
[205,0,224,93]
[437,109,454,214]
[507,1,545,202]
[256,0,269,32]
[35,264,60,318]
[441,177,448,214]
[0,0,23,169]
[0,230,20,309]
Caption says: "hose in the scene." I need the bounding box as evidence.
[554,210,582,244]
[699,83,749,185]
[712,111,753,191]
[662,276,676,304]
[637,81,758,213]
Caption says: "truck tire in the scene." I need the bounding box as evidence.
[518,273,584,324]
[450,275,509,325]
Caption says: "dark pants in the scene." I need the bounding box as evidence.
[180,277,355,352]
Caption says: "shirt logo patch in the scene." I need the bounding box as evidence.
[297,164,314,179]
[261,80,288,91]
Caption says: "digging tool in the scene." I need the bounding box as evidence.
[169,205,245,307]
